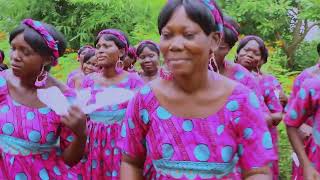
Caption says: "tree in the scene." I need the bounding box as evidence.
[220,0,320,70]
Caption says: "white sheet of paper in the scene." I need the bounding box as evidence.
[37,87,70,116]
[84,88,134,114]
[37,87,135,115]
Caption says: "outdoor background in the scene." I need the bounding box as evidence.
[1,0,320,178]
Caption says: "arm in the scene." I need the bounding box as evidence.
[284,82,320,179]
[61,106,87,166]
[120,154,145,180]
[243,165,272,180]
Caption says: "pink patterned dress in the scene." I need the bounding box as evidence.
[0,71,77,180]
[257,74,283,179]
[224,61,270,116]
[67,69,81,88]
[71,72,144,180]
[286,65,320,179]
[118,83,277,179]
[284,78,320,180]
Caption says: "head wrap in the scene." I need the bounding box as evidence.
[77,45,94,60]
[224,21,239,37]
[98,29,129,54]
[22,19,59,66]
[200,0,224,33]
[127,46,138,60]
[138,40,160,51]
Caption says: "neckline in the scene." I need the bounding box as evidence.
[147,81,241,120]
[1,71,52,110]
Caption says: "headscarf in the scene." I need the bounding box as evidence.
[22,19,59,66]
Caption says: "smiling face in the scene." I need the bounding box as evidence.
[10,33,46,78]
[95,37,124,69]
[237,40,262,71]
[159,6,216,76]
[82,56,98,75]
[139,47,159,75]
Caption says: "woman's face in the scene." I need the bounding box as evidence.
[95,37,124,69]
[10,33,47,78]
[237,40,262,71]
[139,47,159,74]
[82,56,98,75]
[214,36,231,63]
[79,48,90,65]
[159,6,216,76]
[123,56,135,69]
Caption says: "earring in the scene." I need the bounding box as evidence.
[160,61,173,81]
[115,59,124,74]
[209,54,220,74]
[128,64,135,73]
[35,66,48,87]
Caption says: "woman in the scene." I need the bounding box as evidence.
[0,19,87,179]
[137,40,160,82]
[236,35,283,179]
[67,45,94,88]
[285,43,320,180]
[123,46,138,72]
[255,50,287,108]
[67,49,97,89]
[73,29,144,179]
[211,16,271,122]
[118,1,276,179]
[285,78,320,180]
[0,49,8,71]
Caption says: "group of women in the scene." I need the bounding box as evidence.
[0,0,320,179]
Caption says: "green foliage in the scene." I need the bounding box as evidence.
[293,41,319,71]
[0,0,165,49]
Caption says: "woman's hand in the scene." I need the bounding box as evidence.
[61,105,88,167]
[303,163,320,180]
[61,105,87,138]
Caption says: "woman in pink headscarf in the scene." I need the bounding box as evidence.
[118,1,276,179]
[70,29,144,180]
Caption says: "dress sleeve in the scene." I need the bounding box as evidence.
[284,79,318,127]
[262,85,283,113]
[117,85,151,159]
[232,90,277,171]
[81,74,95,89]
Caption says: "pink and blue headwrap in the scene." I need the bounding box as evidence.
[224,21,239,37]
[98,29,129,54]
[138,40,160,51]
[127,46,138,60]
[22,19,59,66]
[200,0,224,33]
[167,0,224,33]
[77,45,94,61]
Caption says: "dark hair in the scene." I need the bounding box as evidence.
[236,35,268,63]
[0,49,4,63]
[158,0,218,35]
[317,43,320,56]
[136,43,160,57]
[9,23,67,71]
[223,16,240,48]
[94,30,129,60]
[83,49,96,63]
